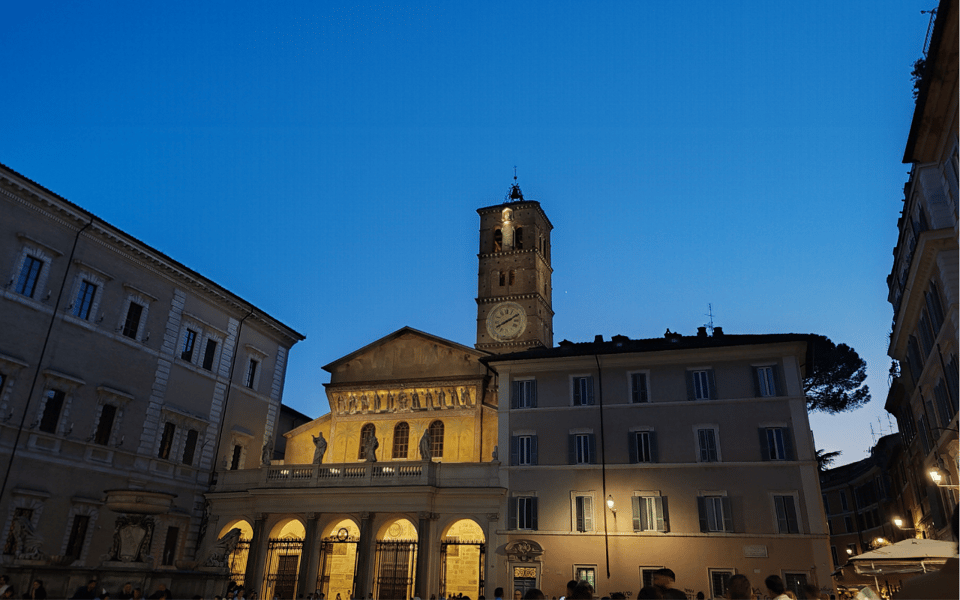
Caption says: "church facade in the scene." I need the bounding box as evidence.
[203,182,832,599]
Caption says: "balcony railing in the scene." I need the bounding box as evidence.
[212,460,501,492]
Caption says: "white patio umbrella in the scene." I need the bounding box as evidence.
[848,538,957,576]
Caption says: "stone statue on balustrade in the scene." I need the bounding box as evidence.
[312,432,327,464]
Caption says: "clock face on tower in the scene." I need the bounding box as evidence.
[486,301,527,342]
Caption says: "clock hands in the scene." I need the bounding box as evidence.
[496,314,519,328]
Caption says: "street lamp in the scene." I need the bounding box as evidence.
[893,517,915,531]
[846,548,854,555]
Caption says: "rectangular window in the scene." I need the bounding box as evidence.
[512,379,537,409]
[632,431,657,463]
[692,370,712,400]
[512,435,537,466]
[158,422,176,460]
[844,516,853,533]
[65,514,90,559]
[697,428,719,462]
[93,404,117,445]
[181,329,197,362]
[202,339,218,371]
[839,491,849,511]
[245,359,258,389]
[570,433,595,464]
[516,497,537,530]
[755,366,777,397]
[698,496,733,532]
[230,444,243,470]
[631,372,648,403]
[822,493,830,515]
[709,570,735,600]
[39,389,65,434]
[161,526,179,566]
[572,376,594,406]
[632,496,667,532]
[181,429,199,466]
[760,427,792,460]
[639,568,663,589]
[122,302,144,339]
[575,495,594,532]
[16,256,43,297]
[74,280,97,320]
[574,566,596,590]
[774,495,800,533]
[934,380,956,429]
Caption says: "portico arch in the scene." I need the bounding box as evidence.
[440,519,486,599]
[317,518,361,600]
[374,517,418,600]
[264,518,306,599]
[218,519,254,589]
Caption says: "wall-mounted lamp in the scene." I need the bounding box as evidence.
[42,290,51,302]
[893,517,915,531]
[114,435,125,449]
[606,495,616,514]
[846,548,854,555]
[929,457,959,489]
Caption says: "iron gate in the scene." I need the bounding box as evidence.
[374,540,418,600]
[440,539,485,599]
[228,538,251,588]
[265,537,304,599]
[316,536,360,599]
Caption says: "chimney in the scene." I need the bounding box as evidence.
[713,327,724,337]
[594,335,604,343]
[697,327,708,338]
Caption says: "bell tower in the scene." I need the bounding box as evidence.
[476,179,554,353]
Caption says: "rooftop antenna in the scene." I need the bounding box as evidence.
[869,423,877,447]
[703,303,715,335]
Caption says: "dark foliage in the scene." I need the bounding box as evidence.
[804,335,870,414]
[816,449,842,471]
[911,58,926,99]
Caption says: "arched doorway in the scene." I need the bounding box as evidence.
[264,519,305,599]
[218,520,253,589]
[375,518,418,600]
[440,519,485,599]
[317,519,360,600]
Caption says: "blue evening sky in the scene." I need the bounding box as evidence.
[2,1,933,466]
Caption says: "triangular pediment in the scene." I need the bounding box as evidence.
[323,327,488,384]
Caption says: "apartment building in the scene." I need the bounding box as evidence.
[0,163,304,597]
[885,0,958,542]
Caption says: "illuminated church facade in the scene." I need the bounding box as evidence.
[204,183,831,600]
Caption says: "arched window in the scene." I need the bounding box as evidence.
[358,423,376,460]
[498,271,505,286]
[515,226,523,249]
[493,229,502,252]
[429,420,444,459]
[393,422,410,459]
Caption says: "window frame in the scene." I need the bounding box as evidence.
[759,426,793,461]
[754,365,780,397]
[392,422,410,459]
[573,565,596,590]
[512,495,538,531]
[772,492,801,534]
[117,284,155,343]
[512,433,537,466]
[688,368,716,400]
[630,428,658,463]
[708,569,736,600]
[629,371,650,403]
[512,378,537,409]
[695,425,721,462]
[697,493,733,532]
[569,432,596,465]
[572,492,596,532]
[571,375,595,406]
[428,420,444,458]
[632,492,668,532]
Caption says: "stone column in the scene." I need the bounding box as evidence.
[486,512,500,597]
[245,514,268,594]
[354,512,374,599]
[415,512,431,599]
[298,513,321,597]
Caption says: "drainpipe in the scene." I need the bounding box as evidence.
[0,217,94,505]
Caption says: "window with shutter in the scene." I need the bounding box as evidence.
[572,376,594,406]
[774,495,800,533]
[575,495,594,532]
[631,372,648,403]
